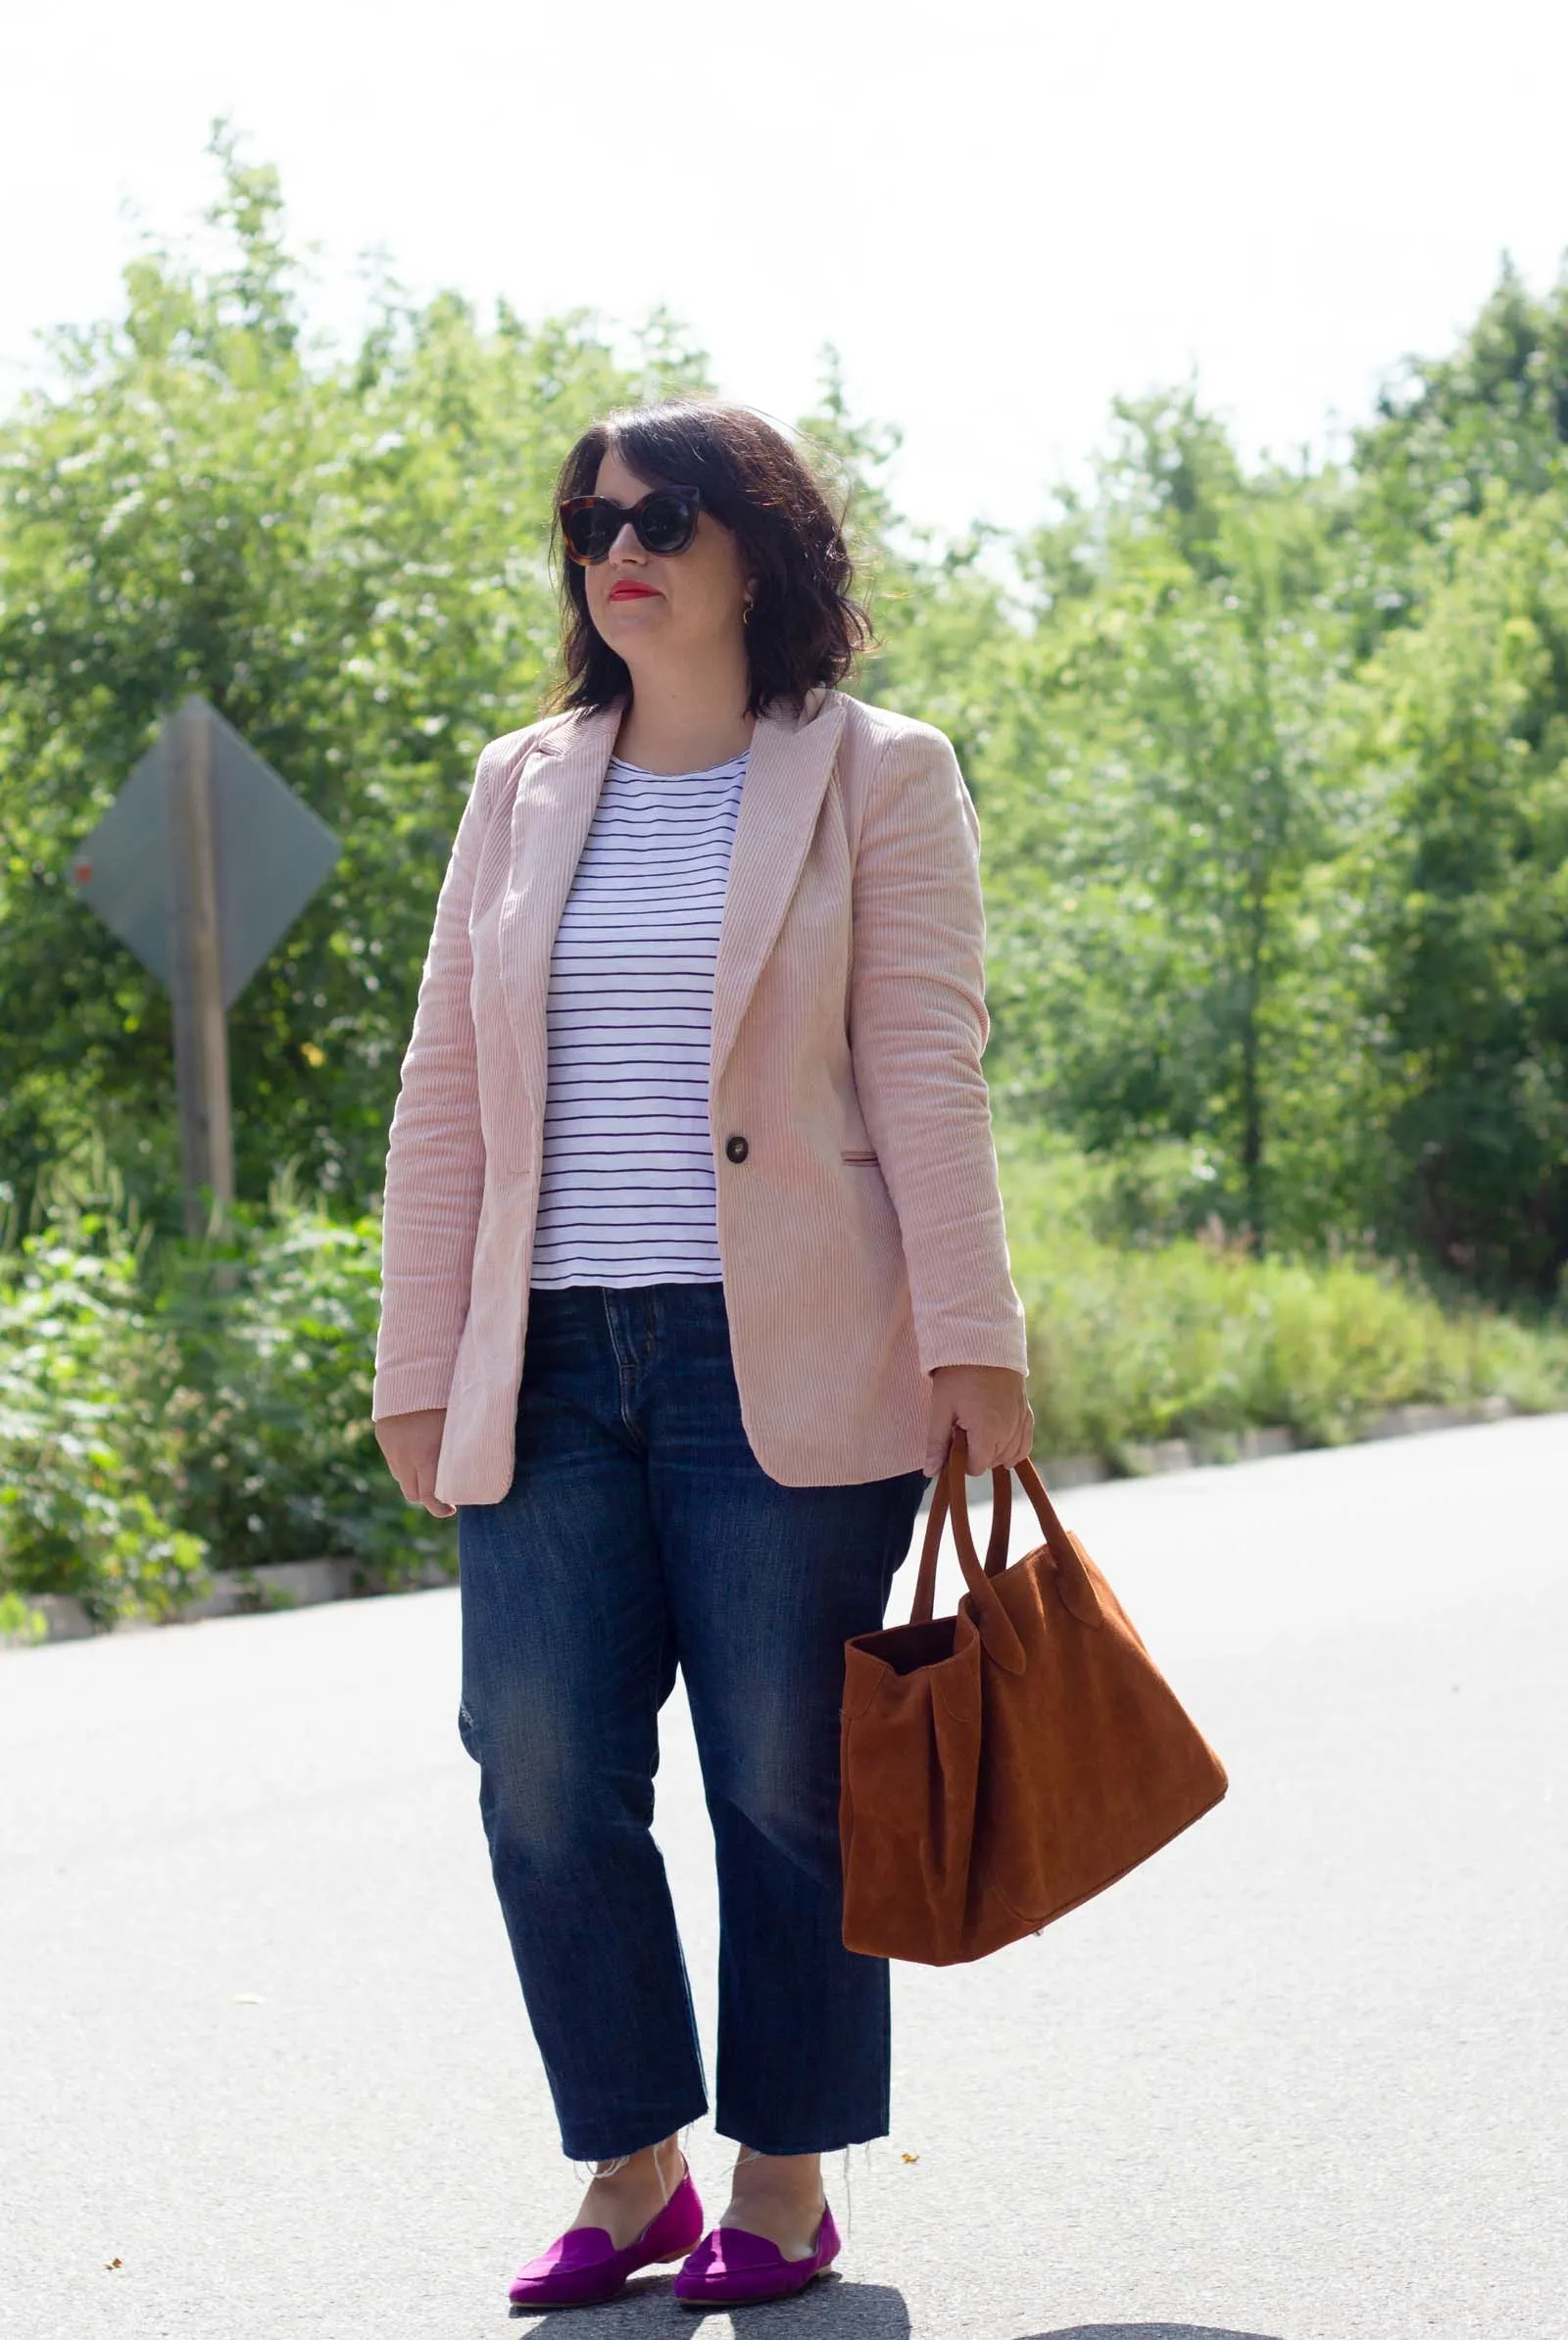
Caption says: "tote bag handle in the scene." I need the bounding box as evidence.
[909,1433,1104,1667]
[908,1453,1010,1624]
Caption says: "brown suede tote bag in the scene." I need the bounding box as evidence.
[840,1429,1228,1965]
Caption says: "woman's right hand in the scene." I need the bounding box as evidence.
[374,1408,458,1517]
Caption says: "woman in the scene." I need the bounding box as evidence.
[371,401,1033,2310]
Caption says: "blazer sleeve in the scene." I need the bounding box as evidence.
[370,747,496,1421]
[848,721,1029,1380]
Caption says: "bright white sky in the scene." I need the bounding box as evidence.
[4,0,1566,539]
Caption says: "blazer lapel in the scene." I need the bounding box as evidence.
[494,689,847,1118]
[496,702,621,1116]
[710,690,847,1092]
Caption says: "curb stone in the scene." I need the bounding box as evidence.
[6,1556,454,1651]
[1,1395,1549,1650]
[914,1392,1528,1511]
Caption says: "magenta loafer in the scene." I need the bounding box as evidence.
[671,2203,841,2307]
[508,2169,705,2310]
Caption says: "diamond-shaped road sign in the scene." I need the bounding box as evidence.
[73,702,340,1008]
[71,698,341,1234]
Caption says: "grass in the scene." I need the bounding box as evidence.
[995,1125,1568,1463]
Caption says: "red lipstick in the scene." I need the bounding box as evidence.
[608,581,661,602]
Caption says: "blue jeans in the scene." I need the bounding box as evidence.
[456,1280,928,2162]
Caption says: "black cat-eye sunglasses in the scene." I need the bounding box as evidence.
[558,487,704,564]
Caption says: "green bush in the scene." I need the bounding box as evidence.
[1,1151,451,1631]
[5,1116,1563,1631]
[154,1176,454,1586]
[996,1123,1568,1458]
[0,1235,209,1628]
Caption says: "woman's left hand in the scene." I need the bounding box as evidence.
[924,1364,1035,1477]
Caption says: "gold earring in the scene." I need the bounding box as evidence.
[742,598,754,626]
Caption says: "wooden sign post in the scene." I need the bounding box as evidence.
[167,697,235,1237]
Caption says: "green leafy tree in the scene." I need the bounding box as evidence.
[797,347,1017,781]
[0,128,707,1238]
[1350,485,1568,1292]
[1355,259,1568,556]
[4,148,1567,1311]
[973,394,1366,1249]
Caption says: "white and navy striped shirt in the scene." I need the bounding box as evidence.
[529,751,749,1290]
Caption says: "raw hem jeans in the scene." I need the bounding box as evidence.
[456,1279,928,2162]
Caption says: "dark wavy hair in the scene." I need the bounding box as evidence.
[550,400,870,718]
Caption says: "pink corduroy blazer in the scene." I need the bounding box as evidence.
[370,686,1029,1502]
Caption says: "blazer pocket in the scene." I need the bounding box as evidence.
[842,1147,881,1164]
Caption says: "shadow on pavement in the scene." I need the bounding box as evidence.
[511,2270,911,2331]
[1023,2327,1284,2340]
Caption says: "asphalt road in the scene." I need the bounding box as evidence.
[2,1416,1564,2340]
